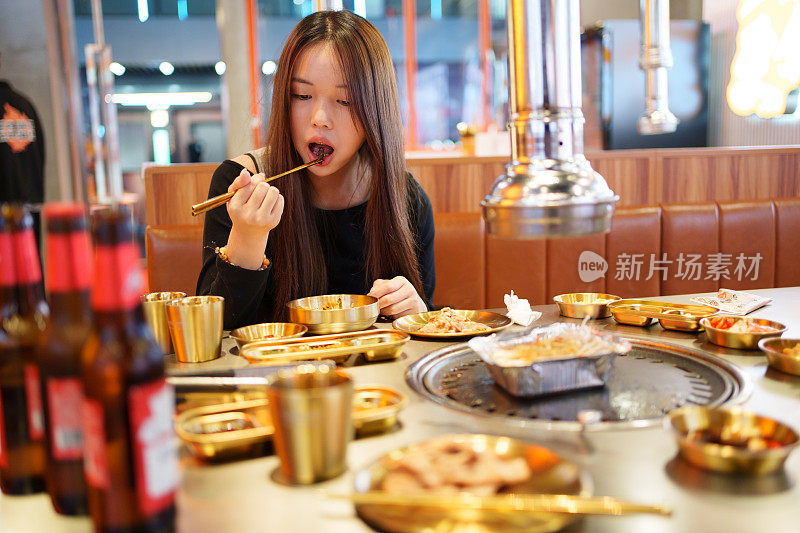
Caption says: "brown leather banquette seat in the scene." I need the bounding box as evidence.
[146,198,800,309]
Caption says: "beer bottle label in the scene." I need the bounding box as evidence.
[0,233,14,286]
[128,379,178,517]
[46,232,92,293]
[0,386,7,468]
[81,398,110,489]
[14,228,42,284]
[46,377,84,460]
[92,243,145,312]
[23,364,45,440]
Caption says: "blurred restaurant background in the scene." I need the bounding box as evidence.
[1,0,800,248]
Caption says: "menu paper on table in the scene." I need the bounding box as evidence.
[690,289,772,315]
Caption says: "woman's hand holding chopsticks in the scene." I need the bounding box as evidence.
[223,169,284,270]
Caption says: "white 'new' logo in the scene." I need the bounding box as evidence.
[578,251,608,283]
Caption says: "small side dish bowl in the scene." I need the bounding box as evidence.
[700,316,786,350]
[758,338,800,376]
[666,406,799,475]
[288,294,379,334]
[553,293,621,319]
[230,322,307,350]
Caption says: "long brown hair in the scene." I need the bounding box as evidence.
[262,10,424,320]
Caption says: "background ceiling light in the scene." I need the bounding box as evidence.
[150,109,169,128]
[262,60,277,76]
[109,62,126,76]
[214,61,226,75]
[159,61,175,76]
[111,91,212,110]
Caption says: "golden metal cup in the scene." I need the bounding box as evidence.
[141,292,186,354]
[166,296,224,363]
[267,362,353,484]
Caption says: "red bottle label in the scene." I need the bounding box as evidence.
[0,385,7,468]
[46,377,84,461]
[14,228,42,284]
[46,232,92,293]
[23,364,44,440]
[128,379,177,517]
[91,243,145,312]
[81,398,110,490]
[0,233,15,286]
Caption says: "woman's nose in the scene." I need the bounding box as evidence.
[311,101,332,129]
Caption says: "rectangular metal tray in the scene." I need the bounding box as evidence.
[487,353,615,398]
[239,329,409,365]
[607,299,718,331]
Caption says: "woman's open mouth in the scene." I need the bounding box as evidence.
[309,142,334,166]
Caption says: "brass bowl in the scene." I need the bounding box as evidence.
[666,406,799,475]
[553,293,621,319]
[288,294,379,334]
[352,385,408,437]
[609,304,656,326]
[658,310,705,332]
[175,399,274,462]
[230,322,307,350]
[700,316,786,350]
[758,338,800,376]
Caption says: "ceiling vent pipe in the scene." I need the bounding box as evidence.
[482,0,617,239]
[638,0,679,134]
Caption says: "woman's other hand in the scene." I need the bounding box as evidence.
[225,169,284,269]
[368,276,426,319]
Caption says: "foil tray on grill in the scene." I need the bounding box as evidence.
[485,352,615,397]
[468,324,629,398]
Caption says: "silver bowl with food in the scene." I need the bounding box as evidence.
[287,294,379,334]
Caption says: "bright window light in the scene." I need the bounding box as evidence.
[728,0,800,118]
[109,62,126,76]
[354,0,366,17]
[138,0,149,22]
[153,129,170,164]
[214,61,226,75]
[177,0,188,20]
[262,60,277,76]
[150,109,169,128]
[111,91,213,110]
[431,0,442,19]
[159,61,175,76]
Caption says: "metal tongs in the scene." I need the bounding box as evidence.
[191,156,324,216]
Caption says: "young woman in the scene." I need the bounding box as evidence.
[197,10,435,329]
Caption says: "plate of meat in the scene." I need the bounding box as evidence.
[352,433,592,533]
[393,307,513,339]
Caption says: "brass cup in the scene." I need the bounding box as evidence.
[141,292,187,354]
[166,296,224,363]
[267,362,353,484]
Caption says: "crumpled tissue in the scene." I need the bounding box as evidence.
[504,290,541,326]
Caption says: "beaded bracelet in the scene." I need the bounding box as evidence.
[215,246,270,271]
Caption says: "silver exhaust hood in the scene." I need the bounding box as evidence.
[637,0,679,135]
[482,0,617,239]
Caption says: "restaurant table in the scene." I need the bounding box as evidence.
[2,287,799,533]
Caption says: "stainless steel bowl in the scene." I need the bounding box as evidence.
[553,293,621,319]
[758,338,800,376]
[287,294,379,334]
[230,322,307,350]
[700,316,786,350]
[666,406,799,475]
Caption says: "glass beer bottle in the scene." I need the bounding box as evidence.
[0,204,47,494]
[39,203,92,514]
[81,206,177,533]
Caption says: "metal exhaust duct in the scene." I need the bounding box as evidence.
[637,0,679,134]
[482,0,617,239]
